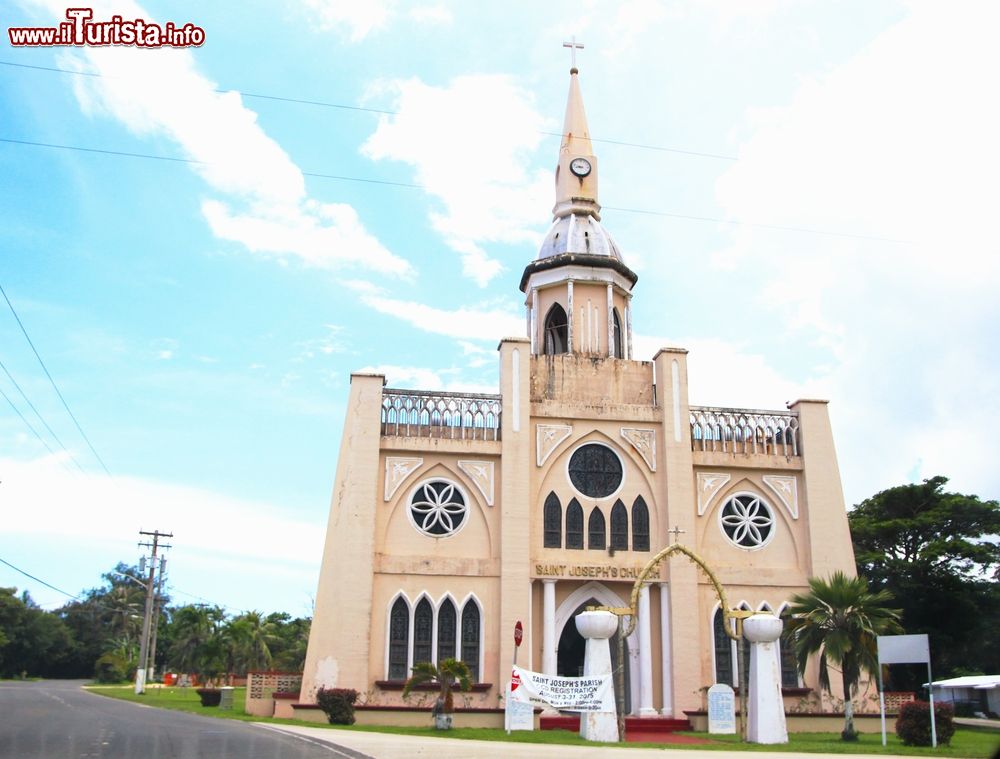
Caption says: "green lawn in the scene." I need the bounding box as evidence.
[85,686,1000,757]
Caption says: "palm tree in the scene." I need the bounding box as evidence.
[167,605,225,685]
[402,657,473,718]
[223,611,276,674]
[786,571,902,740]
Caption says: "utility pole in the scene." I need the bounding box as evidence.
[135,529,171,695]
[146,555,167,683]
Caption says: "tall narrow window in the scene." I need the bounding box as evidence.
[612,308,624,358]
[779,608,799,687]
[543,303,568,355]
[437,599,457,664]
[631,496,650,551]
[713,608,734,686]
[566,498,584,549]
[543,492,562,548]
[588,507,606,550]
[461,601,481,682]
[610,499,628,550]
[388,597,409,680]
[413,598,433,666]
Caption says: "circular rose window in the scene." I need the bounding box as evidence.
[719,494,774,549]
[567,443,623,498]
[409,479,468,537]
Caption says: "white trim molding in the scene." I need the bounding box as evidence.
[696,472,731,516]
[762,475,799,520]
[620,427,656,472]
[536,424,572,467]
[458,460,495,507]
[384,457,423,501]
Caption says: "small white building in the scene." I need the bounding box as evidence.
[928,676,1000,717]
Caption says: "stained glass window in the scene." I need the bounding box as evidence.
[388,597,409,680]
[413,598,433,666]
[588,507,606,550]
[713,607,734,686]
[566,498,584,549]
[632,496,650,551]
[437,599,457,663]
[610,499,628,550]
[568,444,623,498]
[543,492,561,548]
[461,602,480,682]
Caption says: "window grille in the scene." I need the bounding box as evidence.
[610,499,628,550]
[413,598,433,666]
[568,443,623,498]
[388,597,409,680]
[631,496,650,551]
[437,599,457,664]
[588,507,606,550]
[461,602,481,682]
[566,499,584,549]
[543,492,562,548]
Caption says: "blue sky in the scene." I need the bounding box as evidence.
[2,0,998,617]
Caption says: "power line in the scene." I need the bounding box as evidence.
[0,356,87,471]
[0,555,82,601]
[0,59,735,160]
[0,386,59,458]
[0,281,113,477]
[0,136,912,244]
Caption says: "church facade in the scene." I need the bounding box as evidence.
[298,66,857,718]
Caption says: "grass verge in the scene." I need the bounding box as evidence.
[86,685,1000,756]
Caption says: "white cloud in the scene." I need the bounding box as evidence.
[1,454,322,613]
[408,5,453,25]
[362,75,552,285]
[300,0,393,41]
[37,0,409,278]
[711,2,1000,503]
[359,364,496,394]
[360,292,524,341]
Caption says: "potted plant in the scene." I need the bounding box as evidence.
[401,658,473,730]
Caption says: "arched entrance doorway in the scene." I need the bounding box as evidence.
[553,581,639,715]
[557,598,632,714]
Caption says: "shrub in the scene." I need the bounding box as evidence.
[93,653,129,684]
[316,687,358,725]
[195,688,222,707]
[895,700,955,746]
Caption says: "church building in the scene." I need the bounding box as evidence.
[298,63,858,719]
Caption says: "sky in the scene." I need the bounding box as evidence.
[1,0,998,618]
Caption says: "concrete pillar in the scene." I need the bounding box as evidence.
[659,583,673,716]
[498,338,532,688]
[744,614,788,744]
[576,611,620,743]
[542,580,557,675]
[299,372,385,702]
[638,585,656,716]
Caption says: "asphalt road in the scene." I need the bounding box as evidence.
[0,680,370,759]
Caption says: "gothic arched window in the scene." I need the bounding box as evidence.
[543,303,568,355]
[413,598,433,666]
[566,498,584,549]
[461,601,481,681]
[543,492,562,548]
[437,598,457,663]
[632,496,650,551]
[588,507,606,550]
[610,499,628,550]
[388,597,409,680]
[779,608,799,688]
[713,607,734,686]
[612,308,624,358]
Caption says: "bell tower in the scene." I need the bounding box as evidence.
[522,52,638,359]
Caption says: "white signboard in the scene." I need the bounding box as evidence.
[508,666,615,713]
[707,683,736,734]
[877,634,930,664]
[504,682,535,731]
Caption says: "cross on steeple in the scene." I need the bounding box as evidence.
[563,36,584,70]
[668,526,686,544]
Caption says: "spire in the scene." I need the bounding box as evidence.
[553,62,600,220]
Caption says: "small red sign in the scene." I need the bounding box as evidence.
[514,621,523,647]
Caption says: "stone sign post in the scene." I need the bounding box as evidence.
[575,610,620,742]
[707,683,736,734]
[743,613,788,744]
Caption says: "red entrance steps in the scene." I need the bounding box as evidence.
[540,715,707,744]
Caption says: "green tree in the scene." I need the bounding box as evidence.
[167,605,225,685]
[0,588,74,678]
[786,572,902,740]
[402,657,472,715]
[222,611,277,674]
[266,612,310,672]
[849,477,1000,678]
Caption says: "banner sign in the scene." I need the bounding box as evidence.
[508,665,615,713]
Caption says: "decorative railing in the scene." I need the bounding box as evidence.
[690,406,799,456]
[381,388,502,441]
